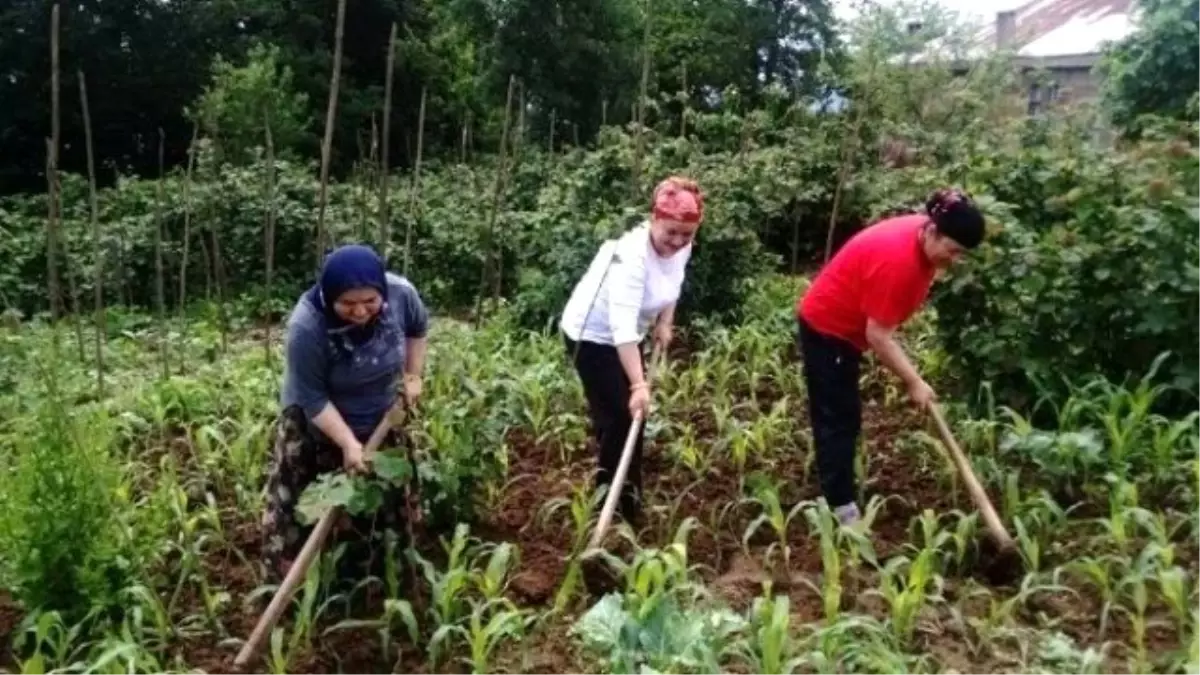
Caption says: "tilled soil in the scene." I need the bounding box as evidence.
[1,356,1190,674]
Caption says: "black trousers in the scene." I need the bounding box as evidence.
[563,334,646,520]
[797,317,862,509]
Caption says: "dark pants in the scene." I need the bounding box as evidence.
[563,334,646,521]
[797,317,862,509]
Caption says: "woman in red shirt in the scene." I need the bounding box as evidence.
[796,189,986,525]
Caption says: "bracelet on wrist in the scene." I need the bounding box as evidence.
[630,381,649,392]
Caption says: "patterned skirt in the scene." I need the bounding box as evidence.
[261,405,414,579]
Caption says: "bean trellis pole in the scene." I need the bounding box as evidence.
[630,0,652,199]
[45,4,63,354]
[379,22,397,259]
[79,70,104,397]
[824,54,878,263]
[316,0,348,269]
[154,129,169,379]
[473,74,516,323]
[263,114,277,370]
[403,87,426,277]
[178,122,198,313]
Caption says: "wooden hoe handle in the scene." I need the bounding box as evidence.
[587,347,664,551]
[928,403,1016,552]
[233,401,408,669]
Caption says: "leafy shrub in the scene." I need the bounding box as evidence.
[0,386,134,618]
[855,113,1200,414]
[1,117,808,333]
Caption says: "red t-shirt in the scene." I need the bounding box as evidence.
[797,214,935,352]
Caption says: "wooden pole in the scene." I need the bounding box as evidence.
[155,129,169,378]
[316,0,348,269]
[630,0,652,199]
[79,71,104,397]
[378,22,397,258]
[403,87,426,277]
[263,114,277,369]
[46,4,63,336]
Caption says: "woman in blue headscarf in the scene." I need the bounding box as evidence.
[262,243,430,578]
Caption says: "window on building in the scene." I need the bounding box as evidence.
[1027,79,1061,116]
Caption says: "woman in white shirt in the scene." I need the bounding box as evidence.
[559,176,704,524]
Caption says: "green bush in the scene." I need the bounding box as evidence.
[857,114,1200,413]
[0,383,133,618]
[0,115,824,333]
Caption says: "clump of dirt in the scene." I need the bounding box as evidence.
[491,614,587,675]
[510,541,566,604]
[713,553,774,609]
[0,591,23,671]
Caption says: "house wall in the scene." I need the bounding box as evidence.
[1021,64,1103,113]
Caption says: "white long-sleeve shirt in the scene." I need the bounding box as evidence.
[560,222,692,345]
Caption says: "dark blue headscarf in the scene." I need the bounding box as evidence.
[305,244,390,346]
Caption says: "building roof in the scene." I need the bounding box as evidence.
[982,0,1137,58]
[900,0,1139,67]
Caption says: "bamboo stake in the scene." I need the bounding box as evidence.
[155,129,169,379]
[263,114,277,370]
[212,220,229,356]
[824,59,877,263]
[47,10,80,366]
[680,62,688,138]
[359,122,377,242]
[473,75,515,323]
[379,22,397,258]
[403,87,426,277]
[489,77,516,304]
[79,70,104,397]
[630,0,652,199]
[46,4,62,343]
[511,82,526,167]
[178,122,198,311]
[316,0,348,269]
[823,115,862,262]
[460,119,468,164]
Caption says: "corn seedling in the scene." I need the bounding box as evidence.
[433,597,534,674]
[537,482,603,611]
[739,475,809,573]
[734,591,804,674]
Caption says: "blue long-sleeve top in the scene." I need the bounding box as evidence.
[280,272,429,441]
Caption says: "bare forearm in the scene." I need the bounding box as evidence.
[615,342,646,387]
[405,337,427,376]
[312,403,360,451]
[658,303,676,330]
[869,333,922,387]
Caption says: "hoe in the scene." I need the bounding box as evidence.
[233,398,413,670]
[928,402,1022,583]
[586,346,665,552]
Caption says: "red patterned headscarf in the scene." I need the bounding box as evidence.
[652,176,704,224]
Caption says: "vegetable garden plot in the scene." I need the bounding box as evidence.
[0,274,1195,674]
